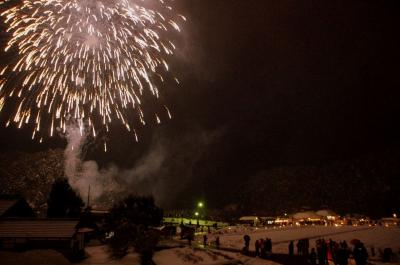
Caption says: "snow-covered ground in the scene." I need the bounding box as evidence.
[155,248,279,265]
[202,225,400,253]
[3,226,398,265]
[80,225,400,265]
[194,225,400,264]
[81,245,280,265]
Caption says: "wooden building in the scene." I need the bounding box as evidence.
[0,219,85,257]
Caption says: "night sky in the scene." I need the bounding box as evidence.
[1,1,400,213]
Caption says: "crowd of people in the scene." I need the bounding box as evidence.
[191,229,392,264]
[291,238,368,265]
[240,234,370,265]
[254,237,273,258]
[241,235,273,258]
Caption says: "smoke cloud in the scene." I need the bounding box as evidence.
[63,124,121,204]
[63,123,221,208]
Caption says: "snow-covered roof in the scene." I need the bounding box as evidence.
[239,216,259,221]
[316,209,337,217]
[292,211,322,220]
[380,217,399,222]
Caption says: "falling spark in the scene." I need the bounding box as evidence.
[164,105,172,119]
[0,97,4,112]
[0,0,184,141]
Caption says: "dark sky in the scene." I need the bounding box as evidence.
[171,1,400,178]
[1,1,400,209]
[183,0,400,162]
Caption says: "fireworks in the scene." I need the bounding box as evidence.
[0,0,185,142]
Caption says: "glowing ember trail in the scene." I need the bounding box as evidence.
[0,0,185,142]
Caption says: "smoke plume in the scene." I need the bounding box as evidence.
[63,123,221,208]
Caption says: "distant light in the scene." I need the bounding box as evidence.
[393,213,397,218]
[195,212,199,216]
[198,202,204,208]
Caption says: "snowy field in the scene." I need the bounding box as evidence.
[193,225,400,264]
[202,225,400,253]
[79,225,400,265]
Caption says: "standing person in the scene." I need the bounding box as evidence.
[216,236,220,249]
[353,241,368,265]
[303,238,310,255]
[318,240,327,265]
[203,234,208,247]
[260,238,265,258]
[289,241,294,256]
[188,231,194,246]
[309,248,317,265]
[255,240,260,257]
[243,234,251,254]
[336,245,349,265]
[327,239,333,262]
[342,240,348,250]
[383,248,392,262]
[265,238,272,258]
[297,240,303,255]
[370,246,375,258]
[328,238,338,263]
[264,238,268,258]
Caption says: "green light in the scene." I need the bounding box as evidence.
[198,202,204,208]
[195,212,199,216]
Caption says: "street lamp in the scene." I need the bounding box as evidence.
[195,201,205,228]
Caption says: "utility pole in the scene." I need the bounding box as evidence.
[87,185,91,208]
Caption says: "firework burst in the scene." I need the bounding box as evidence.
[0,0,185,142]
